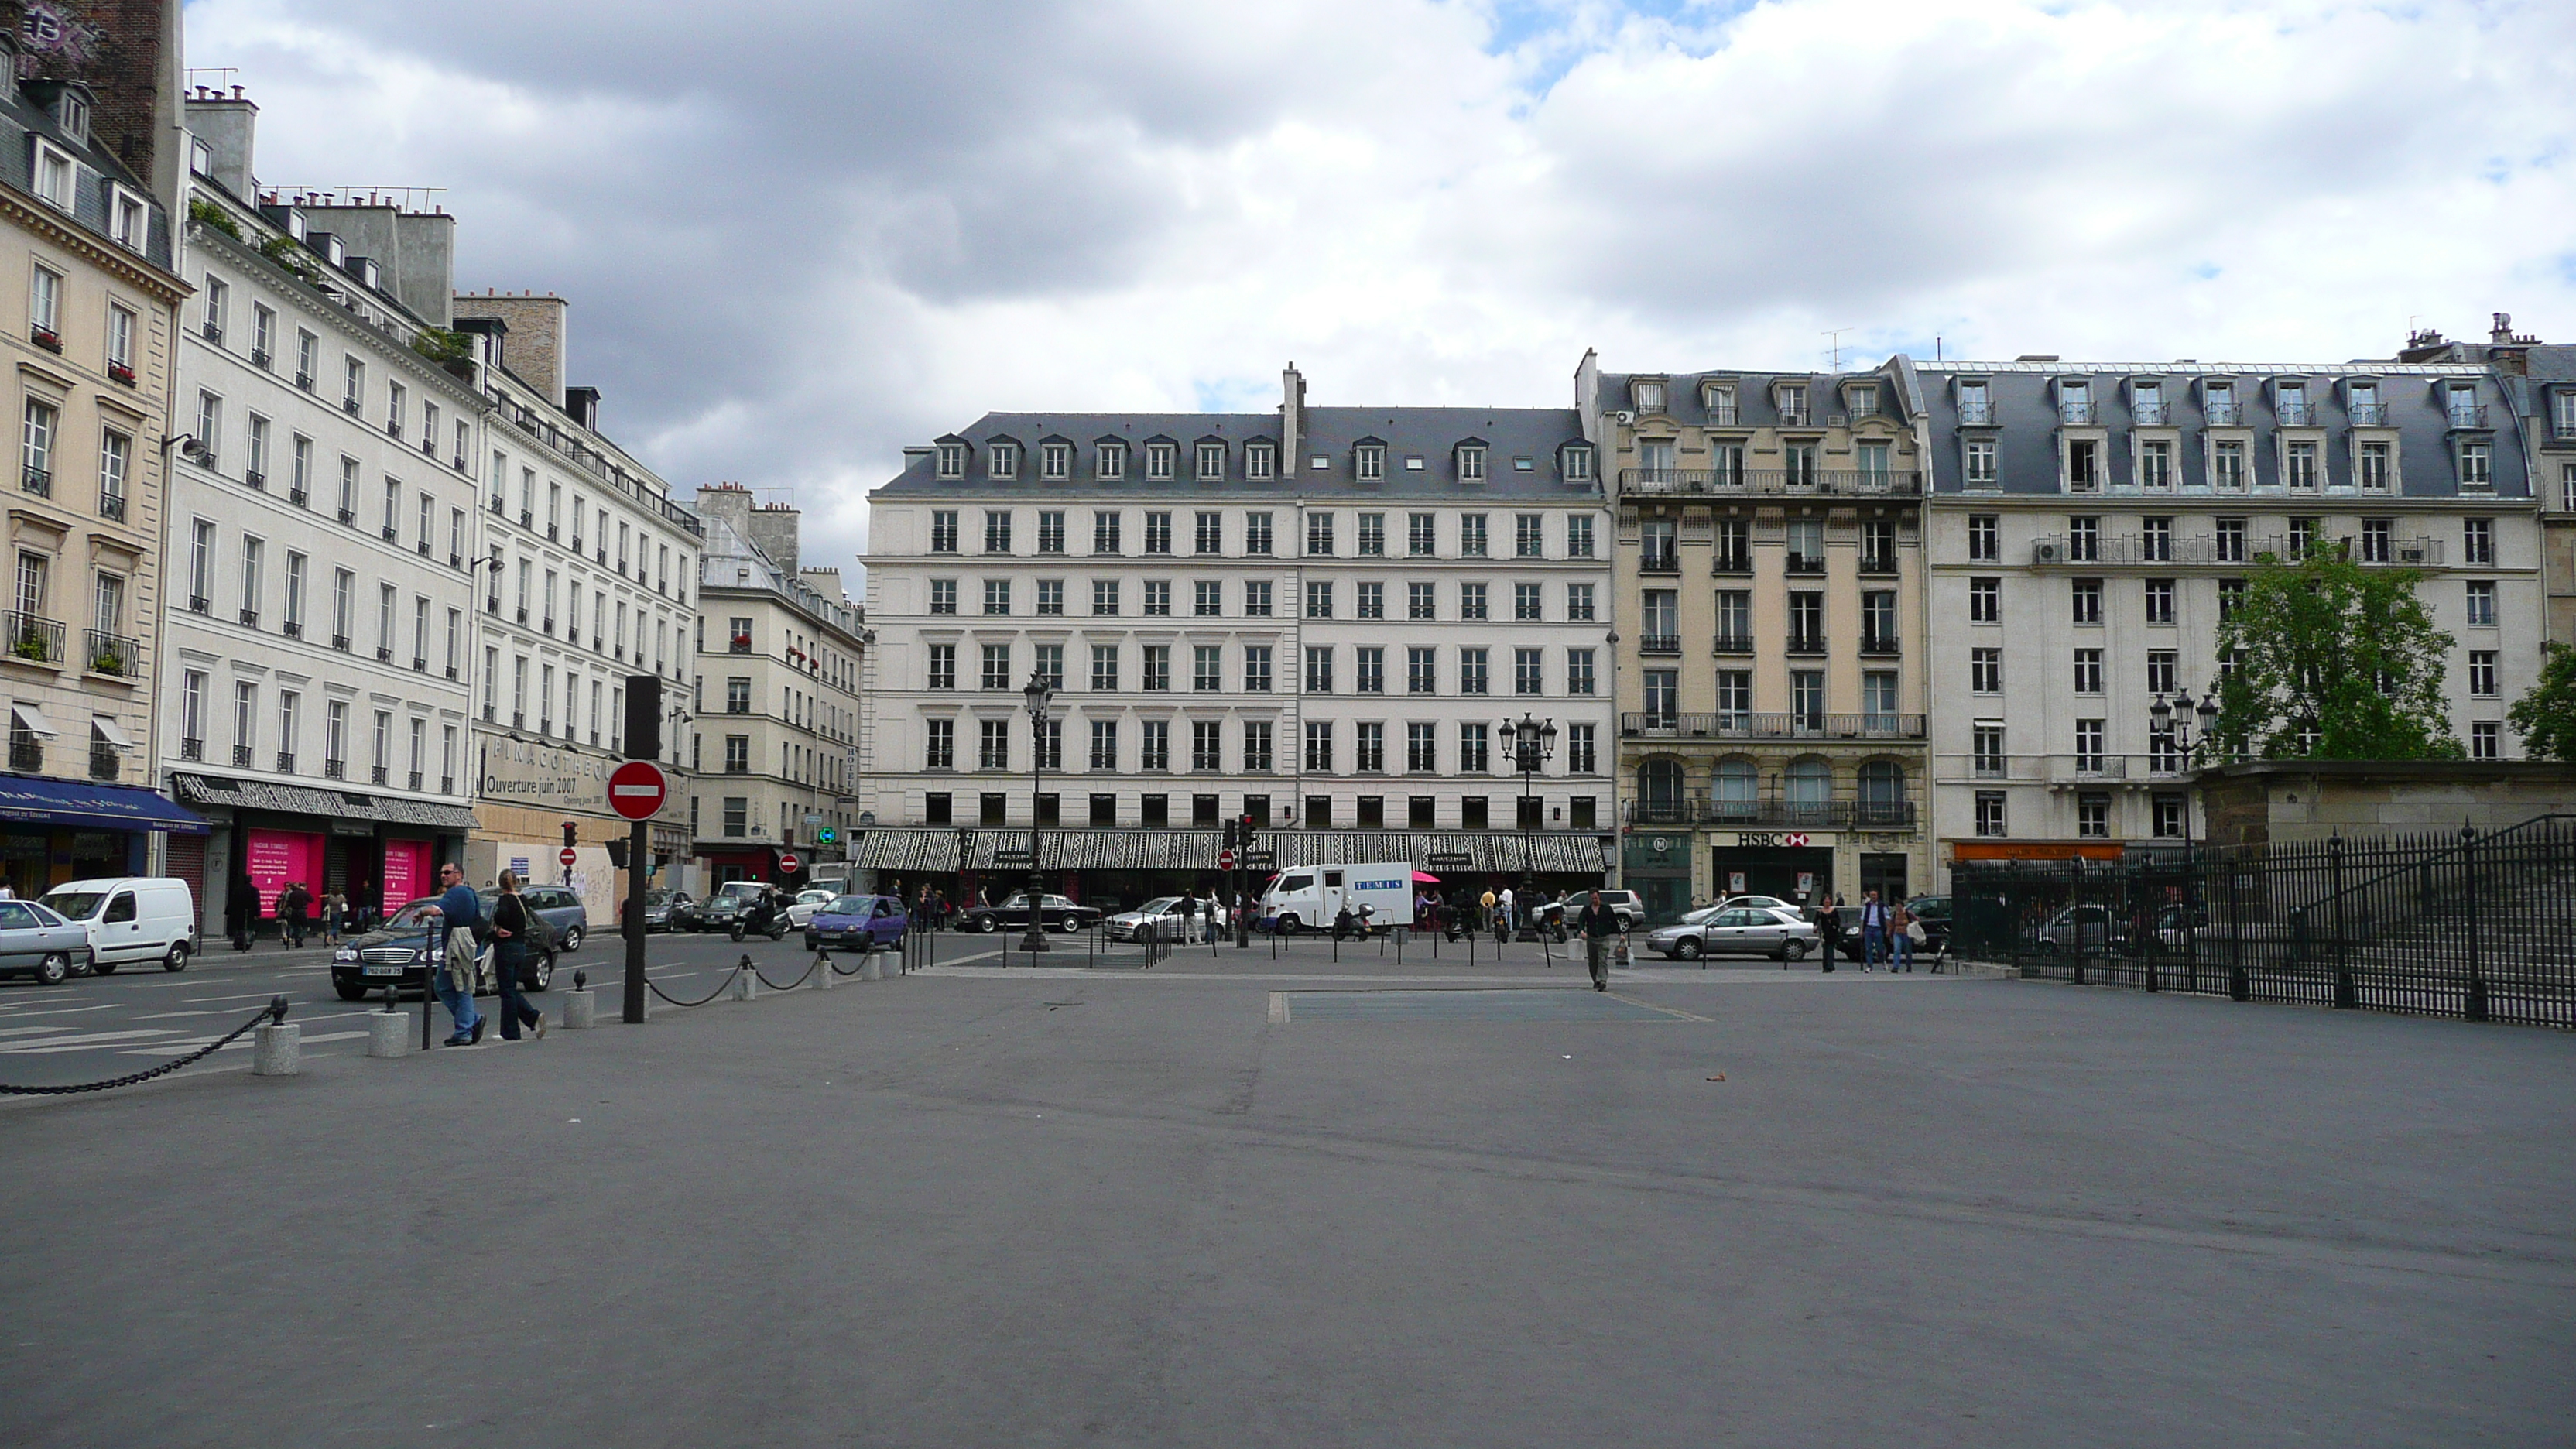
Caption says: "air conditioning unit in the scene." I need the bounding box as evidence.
[1612,410,1635,425]
[2033,541,2065,565]
[2398,546,2427,564]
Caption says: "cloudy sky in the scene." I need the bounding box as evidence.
[182,0,2576,574]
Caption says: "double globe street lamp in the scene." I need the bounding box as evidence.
[2148,687,2220,852]
[1499,712,1558,894]
[1021,671,1054,953]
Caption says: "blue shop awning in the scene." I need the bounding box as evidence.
[0,775,208,834]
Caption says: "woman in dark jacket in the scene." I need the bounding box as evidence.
[488,872,545,1041]
[226,873,259,951]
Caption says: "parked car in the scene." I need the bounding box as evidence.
[641,889,691,932]
[690,881,772,933]
[1905,895,1951,953]
[955,892,1101,933]
[328,898,551,1002]
[1717,894,1797,914]
[0,899,94,985]
[805,894,909,953]
[1106,897,1188,942]
[783,889,838,930]
[38,877,198,975]
[2030,903,2130,954]
[497,884,587,951]
[1646,906,1817,962]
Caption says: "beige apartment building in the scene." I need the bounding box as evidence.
[1579,354,1930,922]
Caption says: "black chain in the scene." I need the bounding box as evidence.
[752,957,821,992]
[2,997,288,1097]
[645,960,747,1009]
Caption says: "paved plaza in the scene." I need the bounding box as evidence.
[2,937,2570,1447]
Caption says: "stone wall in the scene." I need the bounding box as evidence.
[2198,761,2576,848]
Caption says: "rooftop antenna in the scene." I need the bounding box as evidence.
[1822,328,1851,375]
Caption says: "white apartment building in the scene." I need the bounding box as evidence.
[855,366,1614,902]
[160,94,482,928]
[687,484,864,887]
[452,290,699,913]
[1913,358,2544,879]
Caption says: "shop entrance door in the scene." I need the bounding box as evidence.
[1712,846,1835,906]
[1860,853,1910,906]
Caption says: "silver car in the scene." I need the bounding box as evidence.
[1105,897,1187,943]
[1647,906,1817,962]
[0,899,97,985]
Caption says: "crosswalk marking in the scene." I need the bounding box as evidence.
[0,1029,182,1053]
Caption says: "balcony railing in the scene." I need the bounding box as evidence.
[1858,552,1899,576]
[1622,796,1920,831]
[22,464,50,497]
[84,629,141,679]
[1620,468,1922,498]
[1620,711,1927,741]
[1860,632,1901,656]
[2277,401,2314,426]
[1958,399,1994,425]
[98,490,125,522]
[232,744,253,768]
[2350,402,2390,426]
[1711,550,1752,574]
[275,752,296,773]
[180,737,204,762]
[324,758,345,779]
[1711,632,1754,655]
[2447,404,2491,430]
[2205,400,2242,425]
[2031,532,2446,567]
[3,611,65,666]
[1638,551,1679,574]
[2059,401,2096,424]
[372,765,389,785]
[1785,633,1827,656]
[2132,402,2168,426]
[1638,635,1681,656]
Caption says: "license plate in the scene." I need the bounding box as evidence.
[361,964,403,977]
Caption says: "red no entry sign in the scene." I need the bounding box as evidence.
[558,847,578,868]
[1217,848,1236,870]
[608,760,669,820]
[777,852,800,874]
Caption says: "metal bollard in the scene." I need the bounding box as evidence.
[561,987,596,1029]
[252,1021,300,1076]
[367,1009,408,1058]
[812,951,836,989]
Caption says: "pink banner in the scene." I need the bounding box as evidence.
[382,839,431,914]
[244,829,324,918]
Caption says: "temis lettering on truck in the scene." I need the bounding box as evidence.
[1353,878,1404,892]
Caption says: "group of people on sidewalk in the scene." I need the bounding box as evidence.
[1806,889,1927,972]
[224,879,359,952]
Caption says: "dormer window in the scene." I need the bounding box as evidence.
[30,139,74,210]
[2276,379,2311,426]
[1701,382,1736,424]
[1040,442,1070,481]
[1195,442,1225,481]
[1632,379,1665,414]
[1145,440,1176,480]
[1845,384,1879,418]
[2445,382,2484,429]
[1776,384,1807,424]
[2057,379,2092,425]
[1095,440,1125,479]
[2203,379,2239,425]
[57,91,87,143]
[2348,379,2382,426]
[1457,444,1486,483]
[189,138,213,178]
[2131,380,2164,425]
[1245,441,1275,481]
[1560,444,1593,482]
[934,441,967,479]
[1354,444,1385,481]
[108,186,146,252]
[988,441,1019,479]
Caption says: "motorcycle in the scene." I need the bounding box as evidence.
[730,896,789,943]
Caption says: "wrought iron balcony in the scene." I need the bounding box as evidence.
[1860,632,1901,656]
[1620,711,1926,741]
[1958,399,1995,425]
[84,629,141,679]
[2205,399,2242,425]
[1711,632,1754,655]
[2277,401,2314,426]
[275,752,296,772]
[1639,550,1680,575]
[324,758,345,779]
[2132,401,2169,426]
[22,464,50,497]
[408,770,423,790]
[1622,796,1920,831]
[1620,468,1922,498]
[2059,401,2097,424]
[2447,404,2491,430]
[231,744,253,767]
[98,490,125,522]
[1711,550,1752,574]
[1786,632,1827,656]
[1638,635,1681,656]
[371,765,389,785]
[180,737,204,761]
[2350,402,2390,426]
[3,611,65,666]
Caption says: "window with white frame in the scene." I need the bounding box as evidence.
[2457,439,2492,488]
[988,440,1019,479]
[1246,442,1274,480]
[109,187,146,252]
[1196,442,1225,481]
[31,139,73,208]
[935,441,965,478]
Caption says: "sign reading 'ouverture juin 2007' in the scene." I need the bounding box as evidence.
[478,738,613,814]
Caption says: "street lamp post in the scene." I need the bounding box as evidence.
[1021,672,1054,953]
[1500,712,1558,908]
[2147,687,2220,855]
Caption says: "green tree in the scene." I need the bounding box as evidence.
[2506,641,2576,761]
[2207,549,2461,761]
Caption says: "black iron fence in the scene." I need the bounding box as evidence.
[1950,817,2576,1028]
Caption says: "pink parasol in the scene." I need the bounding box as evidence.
[1412,871,1440,883]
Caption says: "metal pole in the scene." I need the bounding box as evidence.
[622,818,649,1023]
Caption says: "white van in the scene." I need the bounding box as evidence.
[38,878,200,975]
[1259,864,1414,935]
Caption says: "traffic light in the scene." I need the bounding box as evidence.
[1238,814,1256,855]
[562,820,579,848]
[622,673,663,760]
[605,837,629,869]
[1222,818,1238,851]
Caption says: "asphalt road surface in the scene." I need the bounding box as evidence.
[3,945,2566,1447]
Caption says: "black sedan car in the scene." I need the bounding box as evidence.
[954,892,1102,934]
[327,896,558,1002]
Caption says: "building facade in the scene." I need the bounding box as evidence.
[160,95,485,928]
[1581,355,1931,923]
[1913,355,2544,882]
[687,484,863,888]
[452,290,701,915]
[2398,317,2576,650]
[0,52,195,896]
[855,366,1615,903]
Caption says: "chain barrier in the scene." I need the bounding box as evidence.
[646,957,748,1008]
[751,955,823,992]
[2,996,288,1097]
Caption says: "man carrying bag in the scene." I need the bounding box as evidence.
[426,862,485,1046]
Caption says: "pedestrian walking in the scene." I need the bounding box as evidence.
[1889,899,1916,973]
[1811,892,1840,972]
[321,889,346,947]
[1497,886,1517,939]
[1860,889,1889,971]
[1576,889,1622,992]
[225,872,258,952]
[487,871,545,1041]
[1478,886,1497,935]
[426,860,485,1046]
[277,881,310,949]
[1179,889,1200,945]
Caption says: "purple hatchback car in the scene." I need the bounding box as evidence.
[803,893,908,953]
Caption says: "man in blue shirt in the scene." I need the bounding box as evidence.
[426,861,484,1045]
